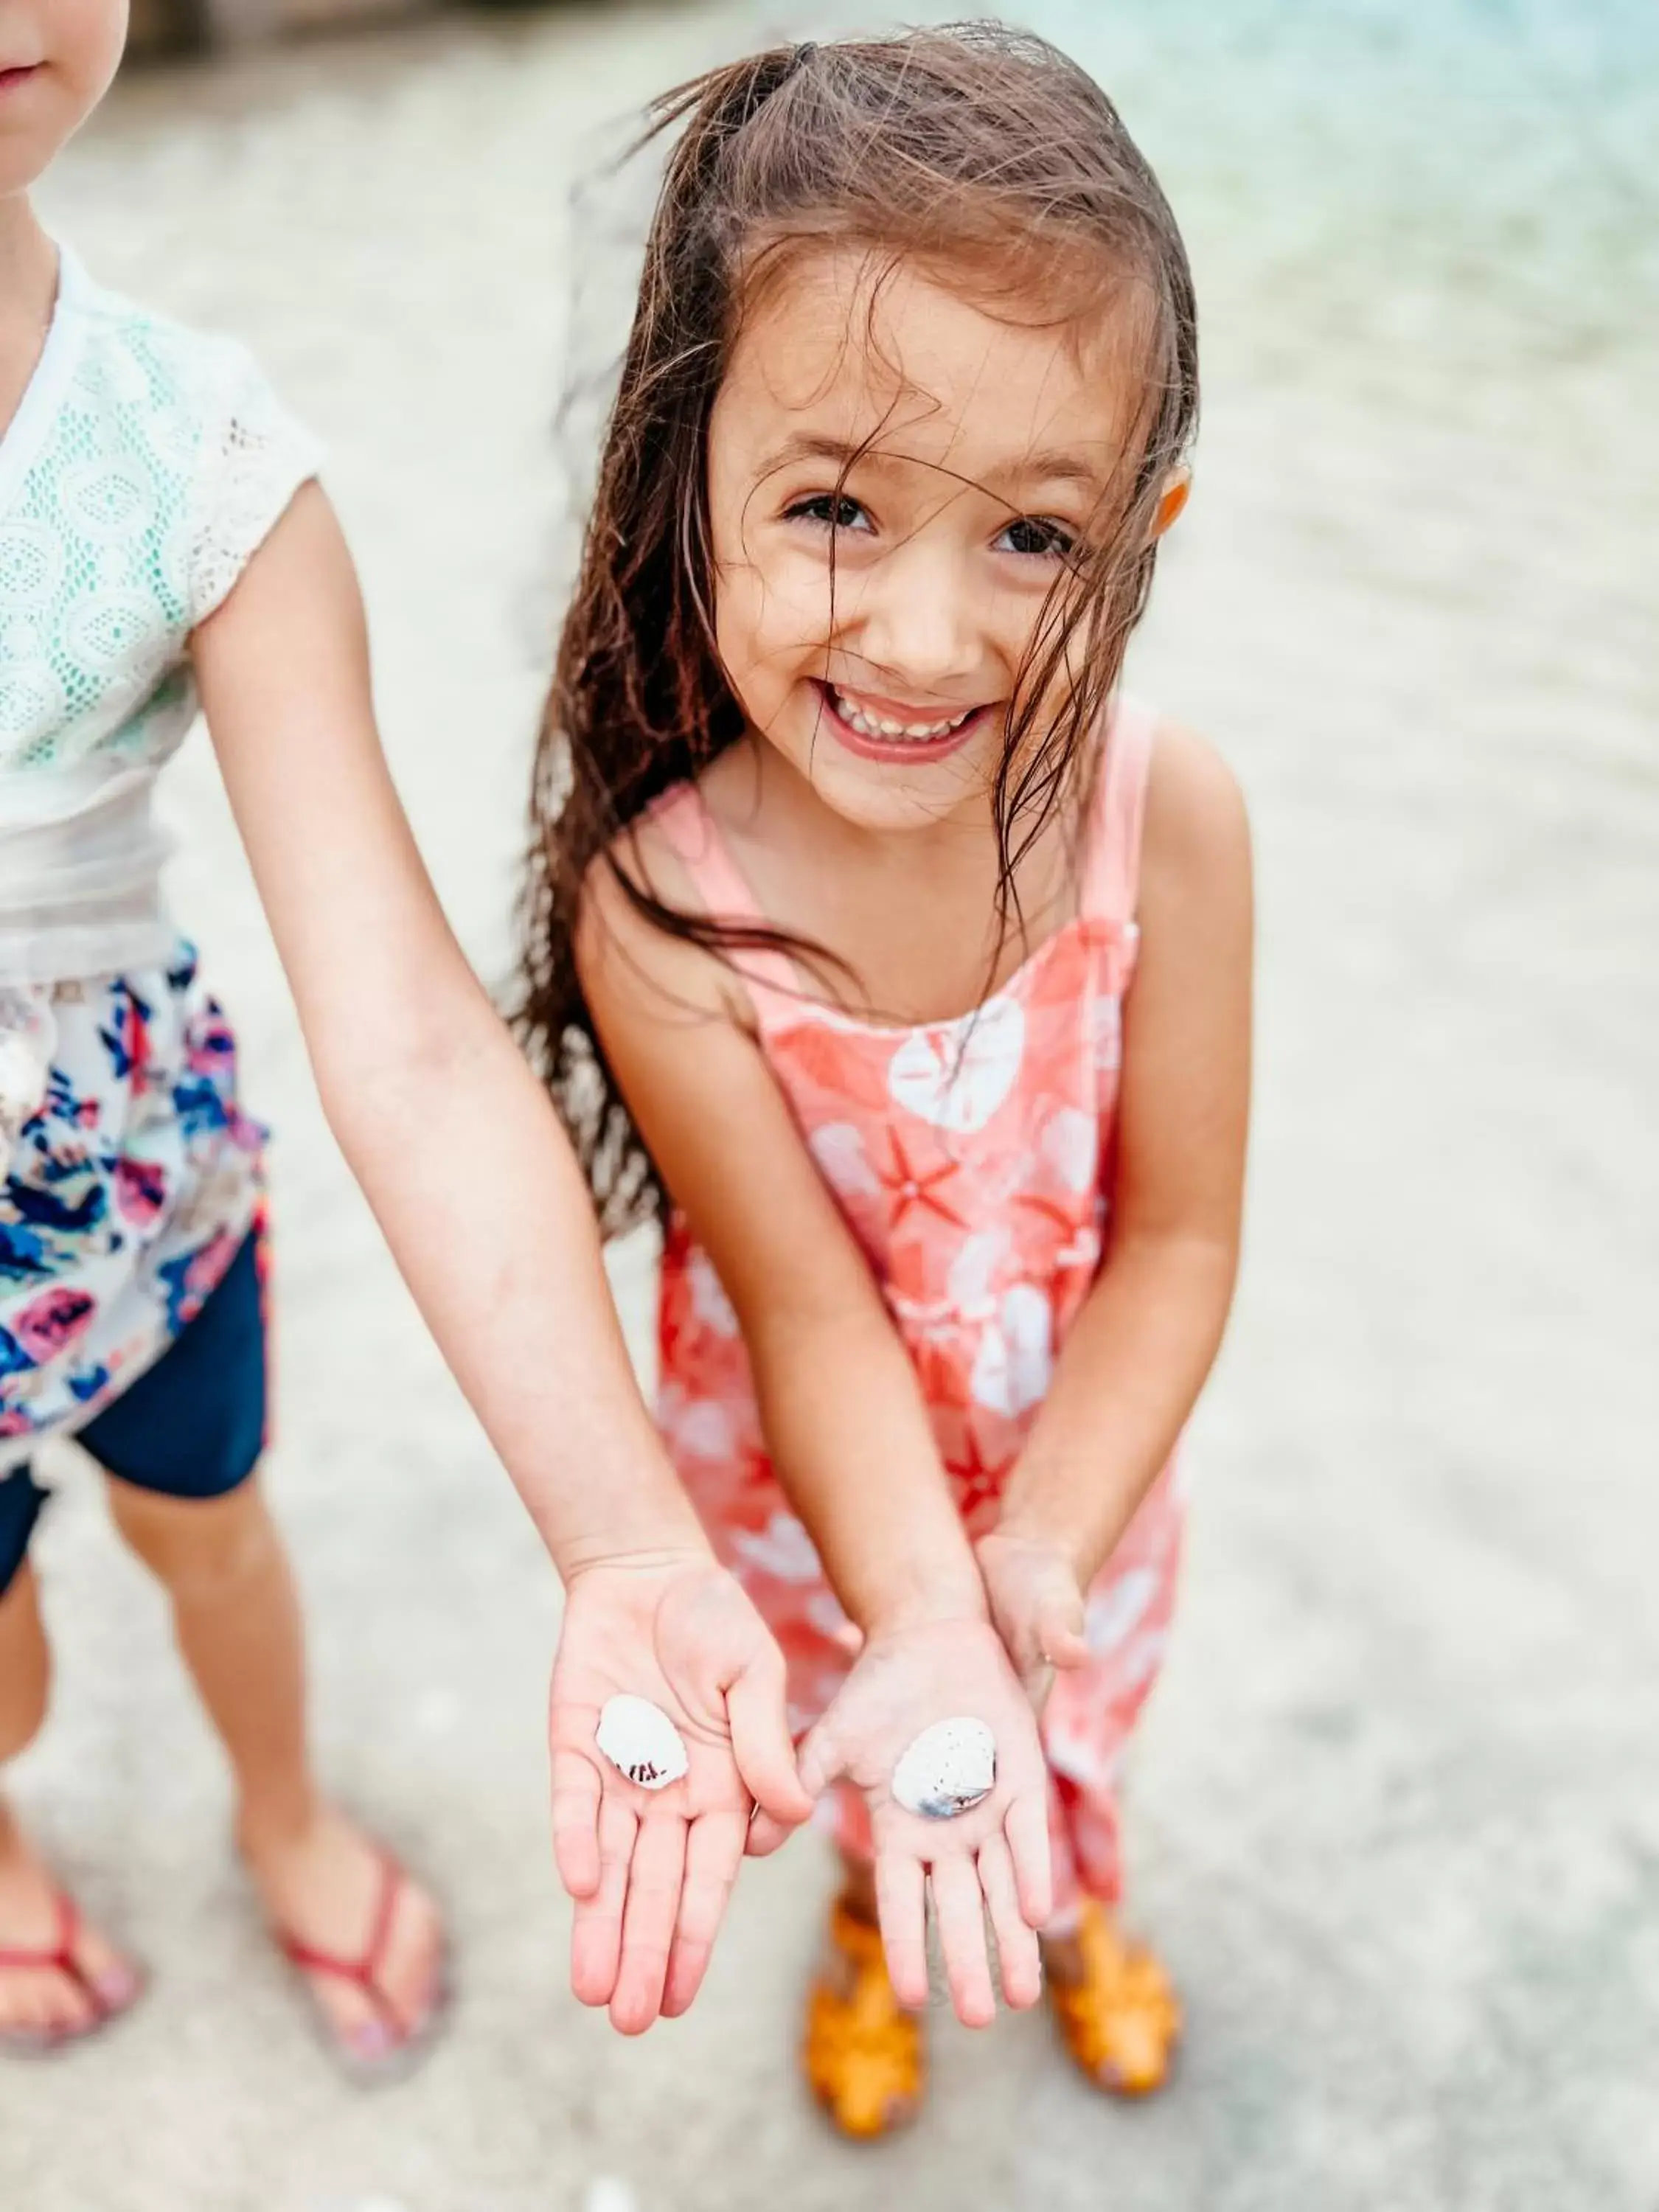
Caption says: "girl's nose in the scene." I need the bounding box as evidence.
[852,537,979,693]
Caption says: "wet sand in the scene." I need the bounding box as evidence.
[4,4,1655,2207]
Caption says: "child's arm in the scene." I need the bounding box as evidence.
[191,484,810,2033]
[979,723,1252,1692]
[579,848,1054,2026]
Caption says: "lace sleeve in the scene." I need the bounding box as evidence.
[187,341,324,627]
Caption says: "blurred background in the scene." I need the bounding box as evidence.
[1,2,1655,2208]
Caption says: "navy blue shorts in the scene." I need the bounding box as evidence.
[0,1230,268,1600]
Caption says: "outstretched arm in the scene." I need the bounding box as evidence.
[580,846,1053,2024]
[192,484,808,2031]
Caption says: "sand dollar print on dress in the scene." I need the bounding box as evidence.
[969,1281,1054,1416]
[1084,1568,1159,1655]
[685,1247,740,1336]
[946,1224,1012,1315]
[886,996,1026,1135]
[731,1511,825,1585]
[807,1121,881,1200]
[1039,1103,1099,1192]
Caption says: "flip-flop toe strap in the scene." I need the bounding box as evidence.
[0,1893,114,2028]
[276,1850,413,2037]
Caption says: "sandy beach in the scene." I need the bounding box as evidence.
[3,3,1655,2206]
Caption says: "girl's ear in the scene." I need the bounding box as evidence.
[1154,465,1192,538]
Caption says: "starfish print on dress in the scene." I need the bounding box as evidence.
[1016,1186,1081,1237]
[876,1124,968,1234]
[1016,1187,1102,1295]
[947,1422,1009,1523]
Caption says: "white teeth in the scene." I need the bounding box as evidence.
[829,688,974,742]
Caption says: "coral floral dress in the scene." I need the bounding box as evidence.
[653,700,1183,1910]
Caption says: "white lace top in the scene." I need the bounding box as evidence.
[0,248,321,988]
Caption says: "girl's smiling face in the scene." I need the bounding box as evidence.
[706,248,1150,836]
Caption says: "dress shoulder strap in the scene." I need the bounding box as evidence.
[643,783,801,1004]
[1080,695,1158,926]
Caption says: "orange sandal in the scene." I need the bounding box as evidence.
[803,1898,925,2140]
[273,1848,447,2085]
[1046,1898,1180,2097]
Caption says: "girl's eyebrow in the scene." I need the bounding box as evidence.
[760,431,869,474]
[1017,448,1107,490]
[761,428,1102,495]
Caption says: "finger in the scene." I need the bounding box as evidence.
[1037,1596,1090,1672]
[661,1808,747,2019]
[549,1748,604,1902]
[744,1807,796,1859]
[609,1811,689,2037]
[874,1850,930,2012]
[726,1656,813,1827]
[569,1793,637,2008]
[829,1618,864,1658]
[978,1832,1042,2009]
[931,1852,996,2028]
[796,1716,847,1801]
[1004,1788,1055,1932]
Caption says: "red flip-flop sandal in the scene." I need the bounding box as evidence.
[0,1891,145,2056]
[273,1848,448,2085]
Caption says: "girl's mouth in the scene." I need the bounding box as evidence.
[0,64,44,93]
[815,681,991,764]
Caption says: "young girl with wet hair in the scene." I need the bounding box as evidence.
[0,0,808,2068]
[521,25,1251,2133]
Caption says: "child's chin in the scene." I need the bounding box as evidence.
[768,713,987,824]
[811,755,988,832]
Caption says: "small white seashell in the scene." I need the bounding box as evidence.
[596,1694,689,1791]
[891,1717,998,1820]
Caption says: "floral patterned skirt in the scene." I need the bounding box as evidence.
[0,942,264,1472]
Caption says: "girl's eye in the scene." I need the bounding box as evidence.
[785,493,871,534]
[997,515,1077,560]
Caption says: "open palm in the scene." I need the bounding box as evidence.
[549,1553,810,2032]
[799,1616,1054,2026]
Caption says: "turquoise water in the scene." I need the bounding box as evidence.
[895,0,1658,393]
[846,0,1658,790]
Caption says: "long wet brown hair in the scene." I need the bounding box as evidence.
[515,23,1198,1236]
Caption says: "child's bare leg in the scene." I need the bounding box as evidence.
[0,1563,140,2037]
[105,1475,442,2058]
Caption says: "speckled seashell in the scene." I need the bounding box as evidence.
[595,1694,690,1791]
[891,1717,997,1820]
